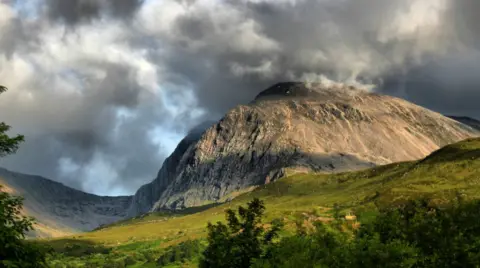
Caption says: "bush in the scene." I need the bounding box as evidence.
[0,189,51,267]
[140,249,158,263]
[253,223,350,268]
[253,198,480,268]
[124,255,136,266]
[157,239,204,266]
[102,257,125,268]
[356,199,480,267]
[200,198,283,268]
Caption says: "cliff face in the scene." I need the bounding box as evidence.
[0,168,132,237]
[128,82,479,214]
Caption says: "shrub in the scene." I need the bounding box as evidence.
[200,198,283,268]
[157,239,204,266]
[124,255,136,266]
[253,198,480,268]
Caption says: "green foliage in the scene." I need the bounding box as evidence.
[0,122,24,158]
[255,199,480,268]
[200,198,283,268]
[44,239,173,267]
[124,255,136,266]
[157,240,204,266]
[254,223,349,268]
[357,199,480,267]
[348,235,418,268]
[0,187,50,267]
[332,203,340,220]
[0,87,24,158]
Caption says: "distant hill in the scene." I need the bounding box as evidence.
[128,82,479,215]
[447,116,480,131]
[0,168,131,238]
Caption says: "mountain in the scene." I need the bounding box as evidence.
[448,116,480,131]
[46,137,480,268]
[0,168,132,237]
[128,82,479,215]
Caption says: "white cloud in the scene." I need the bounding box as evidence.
[0,0,479,195]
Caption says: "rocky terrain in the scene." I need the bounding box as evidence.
[0,168,132,237]
[127,82,480,215]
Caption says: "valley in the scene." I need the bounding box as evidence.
[43,137,480,267]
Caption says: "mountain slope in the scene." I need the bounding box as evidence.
[448,116,480,131]
[0,168,132,237]
[52,137,480,250]
[128,82,479,215]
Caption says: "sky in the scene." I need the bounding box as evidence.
[0,0,479,196]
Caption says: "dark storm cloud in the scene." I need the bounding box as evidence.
[166,0,480,119]
[148,0,453,114]
[450,0,480,50]
[0,58,168,193]
[382,52,480,119]
[45,0,144,25]
[380,0,480,119]
[1,0,480,196]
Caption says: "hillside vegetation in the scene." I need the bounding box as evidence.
[44,138,480,267]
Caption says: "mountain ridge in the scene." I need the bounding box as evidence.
[127,82,479,215]
[447,115,480,131]
[0,167,132,237]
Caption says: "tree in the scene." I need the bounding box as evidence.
[0,86,48,267]
[0,87,24,157]
[200,198,283,268]
[0,188,49,267]
[254,198,480,268]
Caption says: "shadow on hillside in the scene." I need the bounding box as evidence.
[94,203,222,231]
[421,143,480,165]
[131,144,375,214]
[162,202,221,215]
[41,238,110,257]
[167,149,375,208]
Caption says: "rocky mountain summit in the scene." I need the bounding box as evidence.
[128,82,479,215]
[0,168,132,237]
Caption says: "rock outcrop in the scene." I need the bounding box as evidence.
[128,82,480,214]
[0,168,132,237]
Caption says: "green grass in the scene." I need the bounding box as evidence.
[42,138,480,267]
[94,204,220,231]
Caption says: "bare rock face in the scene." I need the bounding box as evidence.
[128,82,479,214]
[0,168,132,237]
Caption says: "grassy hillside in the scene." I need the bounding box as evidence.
[44,138,480,267]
